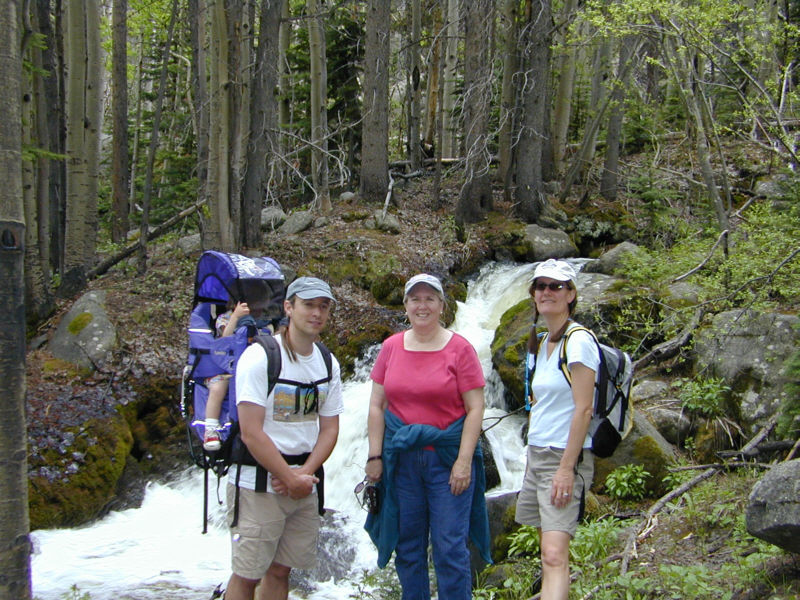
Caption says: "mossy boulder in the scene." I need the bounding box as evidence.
[29,413,133,529]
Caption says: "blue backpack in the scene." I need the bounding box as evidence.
[524,322,633,458]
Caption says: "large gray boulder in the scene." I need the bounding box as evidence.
[522,224,578,260]
[583,241,641,275]
[49,290,117,370]
[278,210,313,234]
[694,310,800,430]
[746,459,800,553]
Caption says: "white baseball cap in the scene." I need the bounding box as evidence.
[404,273,444,298]
[532,259,578,289]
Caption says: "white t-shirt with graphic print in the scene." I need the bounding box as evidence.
[231,333,343,491]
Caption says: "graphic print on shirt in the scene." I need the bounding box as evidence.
[272,381,327,422]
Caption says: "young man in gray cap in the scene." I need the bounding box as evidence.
[224,277,343,600]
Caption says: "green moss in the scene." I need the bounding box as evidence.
[29,414,133,529]
[631,436,674,497]
[67,312,93,335]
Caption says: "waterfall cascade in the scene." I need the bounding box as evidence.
[31,261,539,599]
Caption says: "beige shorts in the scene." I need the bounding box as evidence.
[227,484,319,579]
[514,445,594,537]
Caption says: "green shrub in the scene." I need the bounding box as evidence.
[678,376,731,418]
[604,464,650,501]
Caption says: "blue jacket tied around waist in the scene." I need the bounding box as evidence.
[364,409,493,567]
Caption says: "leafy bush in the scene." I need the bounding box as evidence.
[507,525,540,558]
[678,376,731,418]
[604,464,650,501]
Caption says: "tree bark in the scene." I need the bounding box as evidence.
[188,0,209,245]
[111,0,130,243]
[242,0,281,247]
[441,0,459,159]
[360,0,390,203]
[601,36,636,202]
[550,0,578,177]
[407,0,422,170]
[0,3,32,596]
[307,0,331,212]
[497,0,519,188]
[138,0,179,272]
[456,0,495,232]
[63,0,89,288]
[514,0,552,223]
[423,2,442,153]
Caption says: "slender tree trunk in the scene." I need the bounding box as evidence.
[84,0,102,269]
[278,0,292,201]
[242,0,281,247]
[514,0,552,223]
[441,0,459,158]
[407,0,422,169]
[227,0,250,245]
[307,0,331,212]
[129,41,144,215]
[63,0,89,291]
[497,0,519,187]
[188,0,209,244]
[138,0,179,271]
[0,3,32,597]
[577,38,611,182]
[551,0,578,177]
[423,2,442,152]
[601,36,636,201]
[360,0,390,203]
[456,0,495,233]
[111,0,129,243]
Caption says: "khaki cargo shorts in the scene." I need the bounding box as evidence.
[227,484,319,580]
[514,445,594,537]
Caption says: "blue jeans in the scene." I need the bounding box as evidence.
[394,448,475,600]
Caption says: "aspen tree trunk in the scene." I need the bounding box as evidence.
[0,3,32,597]
[84,0,102,267]
[111,0,130,243]
[497,0,519,187]
[441,0,459,158]
[577,38,611,182]
[456,0,495,232]
[278,0,292,200]
[129,41,144,212]
[407,0,422,170]
[138,0,179,271]
[242,0,281,247]
[551,0,578,176]
[63,1,89,290]
[307,0,331,212]
[360,0,390,203]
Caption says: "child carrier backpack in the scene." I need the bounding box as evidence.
[524,322,634,458]
[179,250,286,531]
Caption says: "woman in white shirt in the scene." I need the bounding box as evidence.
[515,259,599,600]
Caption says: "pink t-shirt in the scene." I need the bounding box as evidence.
[370,331,485,429]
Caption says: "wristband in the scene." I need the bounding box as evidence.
[367,455,382,463]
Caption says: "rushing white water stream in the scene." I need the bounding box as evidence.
[31,261,540,600]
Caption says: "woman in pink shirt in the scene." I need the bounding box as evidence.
[364,273,490,600]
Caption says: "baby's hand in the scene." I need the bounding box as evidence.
[233,302,250,317]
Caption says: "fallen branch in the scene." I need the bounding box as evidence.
[672,229,728,283]
[786,437,800,461]
[633,306,705,371]
[87,201,205,280]
[667,461,773,472]
[619,415,778,574]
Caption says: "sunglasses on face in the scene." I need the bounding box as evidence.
[534,281,568,292]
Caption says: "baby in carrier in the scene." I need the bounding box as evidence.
[202,291,282,451]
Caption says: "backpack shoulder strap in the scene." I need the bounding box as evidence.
[253,334,282,396]
[314,340,333,381]
[557,324,597,386]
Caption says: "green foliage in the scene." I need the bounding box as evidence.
[776,347,800,439]
[506,525,540,558]
[604,464,650,501]
[570,517,625,563]
[618,192,800,314]
[677,376,731,418]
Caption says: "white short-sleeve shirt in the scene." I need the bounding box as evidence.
[526,326,599,449]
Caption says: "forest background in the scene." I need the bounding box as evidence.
[1,0,800,598]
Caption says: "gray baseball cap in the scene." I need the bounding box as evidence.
[285,277,335,301]
[404,273,444,298]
